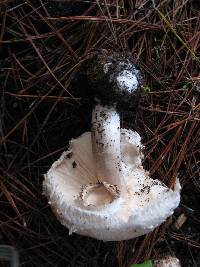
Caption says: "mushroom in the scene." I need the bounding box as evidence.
[43,51,181,241]
[154,255,181,267]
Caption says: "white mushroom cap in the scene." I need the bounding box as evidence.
[154,255,181,267]
[43,129,180,241]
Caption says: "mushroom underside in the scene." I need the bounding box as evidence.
[43,129,180,241]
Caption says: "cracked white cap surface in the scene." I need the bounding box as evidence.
[43,129,180,241]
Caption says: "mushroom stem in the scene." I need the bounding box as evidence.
[91,104,125,195]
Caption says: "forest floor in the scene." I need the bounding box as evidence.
[0,1,200,266]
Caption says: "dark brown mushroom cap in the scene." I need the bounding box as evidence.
[87,50,143,107]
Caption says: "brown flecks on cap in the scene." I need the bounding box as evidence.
[102,182,120,198]
[140,185,151,194]
[134,192,140,196]
[66,152,73,159]
[72,161,77,168]
[78,182,102,203]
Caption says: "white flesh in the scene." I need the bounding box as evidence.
[91,105,125,194]
[43,130,181,241]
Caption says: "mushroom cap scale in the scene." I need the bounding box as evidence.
[43,130,180,241]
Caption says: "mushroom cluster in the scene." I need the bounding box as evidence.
[43,51,180,241]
